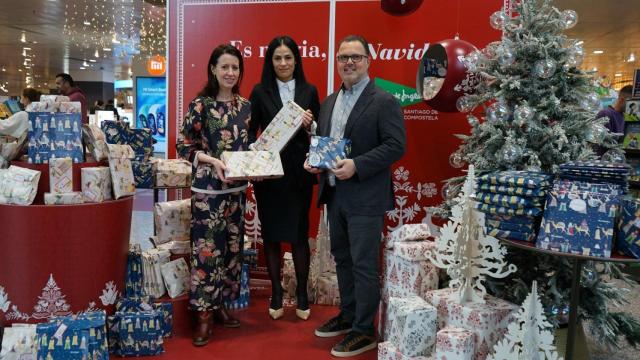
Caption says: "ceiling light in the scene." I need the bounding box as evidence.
[112,34,120,44]
[103,47,111,52]
[83,21,91,26]
[83,61,89,67]
[23,47,31,50]
[18,69,22,72]
[20,32,26,43]
[593,50,604,54]
[89,59,96,63]
[592,67,598,72]
[615,73,622,77]
[94,49,99,57]
[79,66,86,70]
[22,50,26,57]
[1,67,5,72]
[629,53,636,62]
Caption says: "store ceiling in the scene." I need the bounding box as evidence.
[0,0,637,96]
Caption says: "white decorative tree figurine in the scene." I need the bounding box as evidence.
[487,281,563,360]
[428,165,517,303]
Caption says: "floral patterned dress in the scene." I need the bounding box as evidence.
[176,95,251,311]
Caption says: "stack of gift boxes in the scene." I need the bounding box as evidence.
[380,224,519,360]
[102,120,154,188]
[537,160,629,258]
[474,171,553,242]
[44,157,84,205]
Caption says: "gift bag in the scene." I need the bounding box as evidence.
[111,311,164,357]
[125,243,145,298]
[142,249,171,298]
[160,258,190,298]
[308,136,351,169]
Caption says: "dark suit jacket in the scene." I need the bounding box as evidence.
[248,81,320,243]
[317,80,406,216]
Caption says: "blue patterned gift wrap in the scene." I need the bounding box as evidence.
[487,227,536,242]
[224,264,250,310]
[27,112,83,164]
[560,160,630,173]
[475,202,542,217]
[101,121,153,161]
[110,311,164,357]
[477,183,547,197]
[125,244,144,298]
[132,160,153,189]
[485,214,537,232]
[617,197,640,259]
[553,179,625,195]
[36,311,108,360]
[475,191,545,208]
[115,297,173,338]
[536,189,619,257]
[476,171,553,189]
[243,248,258,270]
[308,136,351,169]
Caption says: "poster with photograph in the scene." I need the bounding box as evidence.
[625,99,640,122]
[136,76,166,153]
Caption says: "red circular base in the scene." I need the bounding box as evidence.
[0,197,133,326]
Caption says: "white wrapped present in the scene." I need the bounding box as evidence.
[48,157,73,194]
[142,248,171,298]
[393,240,436,262]
[435,327,474,360]
[382,249,438,302]
[314,272,340,306]
[0,324,38,360]
[153,158,191,187]
[81,167,112,203]
[44,191,84,205]
[156,240,191,255]
[154,199,191,244]
[107,144,135,199]
[221,150,284,181]
[378,341,432,360]
[0,165,41,205]
[251,100,305,153]
[28,100,78,113]
[387,296,437,357]
[386,223,432,249]
[160,258,190,298]
[57,102,81,113]
[40,95,70,103]
[424,288,519,360]
[82,124,109,161]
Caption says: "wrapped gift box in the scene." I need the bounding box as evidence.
[251,100,305,153]
[477,183,547,197]
[156,240,191,255]
[378,341,432,360]
[435,327,474,360]
[387,296,437,357]
[221,150,284,180]
[36,311,108,360]
[617,197,640,258]
[132,160,153,189]
[49,157,73,194]
[44,191,84,205]
[125,244,144,298]
[382,249,439,302]
[475,192,544,208]
[82,124,109,162]
[153,158,191,187]
[154,199,191,244]
[160,258,190,298]
[392,240,436,262]
[486,227,535,242]
[476,171,553,189]
[308,136,351,169]
[386,223,432,249]
[114,298,173,338]
[102,121,153,161]
[536,189,619,257]
[27,112,83,164]
[40,95,70,103]
[0,324,37,360]
[107,144,136,199]
[314,272,340,306]
[424,288,518,360]
[81,167,112,203]
[111,311,164,357]
[57,102,82,114]
[553,178,624,196]
[0,165,41,205]
[224,263,250,310]
[0,132,28,167]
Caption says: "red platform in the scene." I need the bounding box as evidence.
[0,194,133,326]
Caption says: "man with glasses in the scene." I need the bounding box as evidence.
[305,35,406,357]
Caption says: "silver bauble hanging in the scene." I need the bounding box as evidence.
[533,59,557,78]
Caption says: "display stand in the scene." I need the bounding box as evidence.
[497,238,640,360]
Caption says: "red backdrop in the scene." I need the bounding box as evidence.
[168,0,501,236]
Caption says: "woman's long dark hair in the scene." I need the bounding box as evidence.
[261,36,307,91]
[198,44,244,98]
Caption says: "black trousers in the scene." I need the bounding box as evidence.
[327,190,383,336]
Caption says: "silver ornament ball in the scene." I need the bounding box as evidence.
[486,102,509,123]
[514,104,534,123]
[456,95,476,113]
[490,11,508,30]
[533,59,557,78]
[562,9,578,29]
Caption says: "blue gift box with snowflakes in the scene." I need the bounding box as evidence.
[308,136,351,170]
[617,197,640,259]
[536,188,620,257]
[109,310,164,357]
[27,112,84,164]
[224,264,250,310]
[36,310,108,360]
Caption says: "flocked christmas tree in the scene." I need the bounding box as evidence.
[487,281,562,360]
[434,0,640,347]
[428,165,517,304]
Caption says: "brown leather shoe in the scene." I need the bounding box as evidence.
[192,311,213,346]
[213,306,240,328]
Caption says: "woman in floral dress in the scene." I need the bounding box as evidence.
[176,44,251,347]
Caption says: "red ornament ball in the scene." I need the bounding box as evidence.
[381,0,424,16]
[417,38,478,113]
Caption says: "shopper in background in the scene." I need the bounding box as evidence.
[248,35,319,321]
[304,35,406,357]
[55,73,88,124]
[176,44,250,347]
[105,99,120,120]
[597,84,633,141]
[20,87,41,111]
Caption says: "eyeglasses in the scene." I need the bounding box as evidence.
[336,54,367,63]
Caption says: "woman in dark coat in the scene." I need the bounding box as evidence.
[248,35,319,321]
